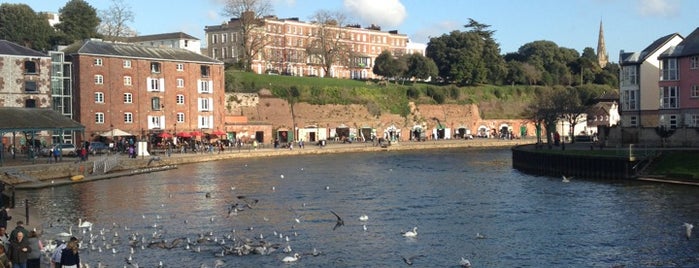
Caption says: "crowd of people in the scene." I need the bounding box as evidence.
[0,213,81,268]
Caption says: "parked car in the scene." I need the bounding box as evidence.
[41,144,77,157]
[89,141,110,155]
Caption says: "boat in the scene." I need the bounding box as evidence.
[71,175,85,181]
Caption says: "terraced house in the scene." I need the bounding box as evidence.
[657,27,699,128]
[205,12,409,79]
[64,39,225,143]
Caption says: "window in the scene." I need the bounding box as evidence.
[25,99,36,108]
[95,92,104,103]
[124,112,133,123]
[94,58,103,66]
[176,63,184,71]
[151,97,161,111]
[199,98,212,111]
[176,94,184,104]
[147,77,164,92]
[149,116,162,129]
[691,56,699,70]
[123,60,131,68]
[199,115,212,128]
[622,89,638,110]
[177,78,184,88]
[629,116,638,127]
[661,58,678,81]
[95,113,104,124]
[24,61,37,74]
[661,114,679,129]
[201,65,211,77]
[660,86,679,109]
[124,93,132,103]
[24,81,38,93]
[693,85,699,98]
[212,34,218,44]
[222,33,227,43]
[198,80,212,93]
[95,75,104,85]
[151,62,161,73]
[690,114,699,127]
[124,76,132,86]
[212,48,218,59]
[177,113,185,123]
[184,40,189,47]
[221,48,227,59]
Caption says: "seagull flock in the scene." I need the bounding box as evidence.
[40,170,482,267]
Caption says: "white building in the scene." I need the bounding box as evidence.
[128,32,202,54]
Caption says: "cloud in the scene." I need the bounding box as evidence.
[638,0,680,17]
[343,0,406,28]
[411,20,461,44]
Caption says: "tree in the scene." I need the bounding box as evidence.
[220,0,274,72]
[98,0,136,41]
[515,41,579,86]
[403,53,438,81]
[0,4,53,50]
[55,0,101,44]
[306,10,352,78]
[373,51,405,81]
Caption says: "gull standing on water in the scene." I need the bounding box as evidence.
[562,175,572,183]
[683,222,694,239]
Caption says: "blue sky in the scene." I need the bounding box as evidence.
[11,0,698,62]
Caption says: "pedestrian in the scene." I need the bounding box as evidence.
[0,244,10,268]
[9,146,15,160]
[59,239,79,268]
[128,146,135,158]
[7,231,30,268]
[9,221,28,243]
[52,147,59,163]
[0,207,11,229]
[0,227,9,250]
[25,231,42,268]
[51,236,76,268]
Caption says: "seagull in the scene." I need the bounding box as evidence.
[280,174,284,179]
[562,175,572,183]
[330,211,344,231]
[363,225,367,231]
[475,233,486,239]
[402,227,418,237]
[460,257,472,268]
[684,222,694,239]
[358,214,369,221]
[282,253,300,263]
[401,255,424,265]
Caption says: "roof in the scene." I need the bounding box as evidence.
[0,40,48,58]
[64,39,221,64]
[659,27,699,59]
[620,33,682,64]
[127,32,200,42]
[0,108,84,132]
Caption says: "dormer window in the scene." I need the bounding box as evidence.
[151,62,161,73]
[201,65,210,77]
[24,61,37,74]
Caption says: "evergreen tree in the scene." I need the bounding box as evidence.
[0,3,53,50]
[55,0,101,44]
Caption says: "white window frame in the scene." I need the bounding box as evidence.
[148,115,164,129]
[94,92,104,103]
[691,56,699,70]
[177,113,185,123]
[94,58,103,66]
[622,89,639,111]
[124,93,132,104]
[151,62,161,73]
[198,97,213,111]
[176,63,184,71]
[95,112,104,124]
[124,112,133,123]
[123,59,131,68]
[661,58,678,81]
[95,74,104,85]
[124,76,132,86]
[147,77,165,92]
[621,65,638,86]
[660,86,679,109]
[177,78,184,88]
[198,115,213,129]
[198,80,213,93]
[176,94,185,105]
[692,84,699,98]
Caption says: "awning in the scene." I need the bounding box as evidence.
[101,128,134,137]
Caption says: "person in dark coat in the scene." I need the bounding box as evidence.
[7,231,30,268]
[0,207,11,229]
[59,239,80,268]
[9,221,27,243]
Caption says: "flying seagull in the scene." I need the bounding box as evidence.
[330,211,344,231]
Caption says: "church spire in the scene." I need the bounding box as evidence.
[597,20,609,68]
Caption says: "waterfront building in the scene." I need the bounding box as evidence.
[0,40,52,109]
[619,33,683,127]
[127,32,202,55]
[657,27,699,128]
[63,39,225,144]
[204,13,408,79]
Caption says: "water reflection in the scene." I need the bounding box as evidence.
[18,148,699,267]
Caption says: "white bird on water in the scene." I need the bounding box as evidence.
[57,226,73,237]
[684,222,694,239]
[282,253,300,263]
[358,214,369,221]
[562,175,573,183]
[402,227,418,237]
[78,218,93,228]
[460,257,472,267]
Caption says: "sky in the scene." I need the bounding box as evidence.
[9,0,699,62]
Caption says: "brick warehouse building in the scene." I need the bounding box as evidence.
[64,40,225,144]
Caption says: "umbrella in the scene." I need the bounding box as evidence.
[212,129,226,136]
[190,131,202,137]
[159,132,172,138]
[101,128,134,137]
[176,132,192,138]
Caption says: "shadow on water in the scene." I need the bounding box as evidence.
[18,148,699,267]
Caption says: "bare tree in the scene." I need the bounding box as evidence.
[97,0,136,41]
[221,0,273,72]
[306,10,352,78]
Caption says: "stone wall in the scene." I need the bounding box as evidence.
[603,126,699,147]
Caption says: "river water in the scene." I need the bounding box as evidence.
[18,148,699,267]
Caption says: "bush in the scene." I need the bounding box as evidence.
[406,87,420,99]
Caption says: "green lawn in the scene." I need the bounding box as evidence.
[648,151,699,179]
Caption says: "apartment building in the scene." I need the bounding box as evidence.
[204,14,409,79]
[128,32,202,54]
[0,40,52,108]
[619,33,683,127]
[657,27,699,128]
[64,40,225,142]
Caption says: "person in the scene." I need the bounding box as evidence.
[59,239,79,268]
[0,244,10,268]
[0,228,9,251]
[52,147,60,163]
[25,231,41,268]
[0,208,10,230]
[9,221,28,244]
[7,231,30,268]
[51,236,75,268]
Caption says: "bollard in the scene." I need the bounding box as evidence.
[10,186,15,209]
[24,199,28,225]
